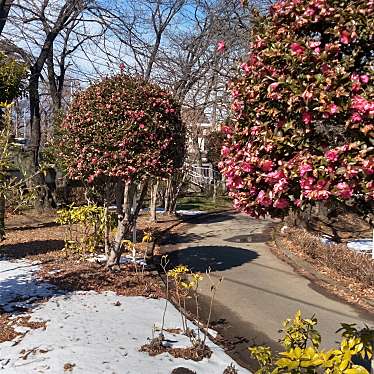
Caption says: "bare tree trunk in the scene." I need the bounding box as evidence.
[104,206,110,257]
[166,171,187,214]
[0,193,5,241]
[164,177,172,213]
[115,179,124,222]
[107,179,149,267]
[0,0,13,36]
[149,178,159,222]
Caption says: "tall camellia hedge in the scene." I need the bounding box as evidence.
[219,0,373,218]
[60,74,185,183]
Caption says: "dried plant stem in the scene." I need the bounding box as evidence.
[175,285,187,333]
[194,288,200,341]
[203,271,223,347]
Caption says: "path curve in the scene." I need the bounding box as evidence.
[165,211,374,370]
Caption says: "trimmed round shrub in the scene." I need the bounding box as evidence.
[60,74,186,183]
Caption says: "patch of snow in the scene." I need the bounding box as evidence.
[0,259,251,373]
[0,260,60,313]
[319,235,335,246]
[347,239,372,254]
[176,210,207,216]
[142,208,207,216]
[280,225,289,235]
[86,254,147,267]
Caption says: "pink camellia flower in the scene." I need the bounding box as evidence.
[139,124,145,129]
[91,157,98,165]
[273,178,288,194]
[261,159,274,172]
[217,40,225,53]
[360,74,369,84]
[290,42,305,55]
[362,159,374,175]
[340,30,350,44]
[304,7,316,16]
[299,163,313,176]
[231,100,243,112]
[351,112,362,122]
[351,95,374,114]
[268,82,279,91]
[302,111,312,125]
[88,175,95,184]
[273,198,289,209]
[300,176,315,191]
[231,89,240,98]
[352,81,361,92]
[240,63,251,74]
[325,149,339,162]
[265,170,285,183]
[241,162,254,173]
[221,146,230,157]
[294,199,302,207]
[336,182,353,199]
[309,41,320,48]
[313,47,321,54]
[314,190,331,200]
[328,103,339,114]
[316,179,328,190]
[257,190,272,207]
[231,176,244,189]
[250,126,261,135]
[351,73,359,82]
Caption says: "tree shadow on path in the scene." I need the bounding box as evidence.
[168,245,259,273]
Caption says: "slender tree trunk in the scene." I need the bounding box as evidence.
[0,193,5,241]
[166,171,186,214]
[115,179,124,222]
[164,177,171,213]
[149,178,159,222]
[104,206,110,257]
[107,179,149,267]
[0,0,13,37]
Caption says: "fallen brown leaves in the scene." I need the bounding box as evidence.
[140,338,212,361]
[38,255,165,298]
[0,313,46,344]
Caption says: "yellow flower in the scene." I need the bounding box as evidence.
[192,273,203,282]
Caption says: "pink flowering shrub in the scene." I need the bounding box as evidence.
[59,74,186,184]
[219,0,373,218]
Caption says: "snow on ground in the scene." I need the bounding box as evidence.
[319,236,373,257]
[0,259,251,373]
[347,239,373,254]
[128,207,207,216]
[0,260,60,313]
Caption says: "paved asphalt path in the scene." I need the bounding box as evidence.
[165,211,374,370]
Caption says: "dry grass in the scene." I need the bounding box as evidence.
[275,227,374,310]
[286,227,374,287]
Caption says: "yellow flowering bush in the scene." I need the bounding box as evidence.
[249,311,373,373]
[56,204,113,254]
